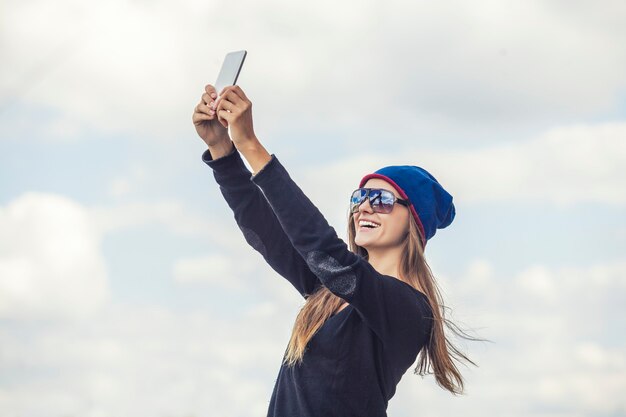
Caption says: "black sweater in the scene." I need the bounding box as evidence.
[202,146,433,417]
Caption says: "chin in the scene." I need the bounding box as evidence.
[354,236,372,249]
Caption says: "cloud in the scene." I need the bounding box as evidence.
[89,200,217,237]
[389,258,626,417]
[107,164,147,198]
[0,301,298,417]
[0,192,109,319]
[382,1,626,123]
[433,122,626,206]
[2,0,625,142]
[2,1,625,415]
[86,199,258,264]
[172,253,248,290]
[299,122,626,232]
[1,258,624,416]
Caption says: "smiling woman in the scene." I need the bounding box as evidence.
[192,83,483,416]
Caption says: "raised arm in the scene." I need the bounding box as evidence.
[214,85,433,364]
[202,145,321,298]
[193,84,321,298]
[252,155,433,360]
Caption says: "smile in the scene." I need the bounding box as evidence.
[358,220,380,229]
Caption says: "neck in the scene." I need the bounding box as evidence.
[365,245,404,279]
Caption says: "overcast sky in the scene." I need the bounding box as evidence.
[1,0,625,416]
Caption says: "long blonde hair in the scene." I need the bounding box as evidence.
[282,208,483,395]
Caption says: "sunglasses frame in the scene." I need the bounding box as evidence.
[350,187,410,214]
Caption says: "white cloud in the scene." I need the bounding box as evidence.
[2,1,625,415]
[299,122,626,226]
[107,177,132,198]
[515,265,557,301]
[389,258,626,417]
[1,258,624,416]
[0,301,296,417]
[172,253,247,290]
[382,1,626,122]
[89,200,216,236]
[438,122,626,205]
[86,199,258,264]
[107,165,147,198]
[0,192,109,319]
[1,0,625,141]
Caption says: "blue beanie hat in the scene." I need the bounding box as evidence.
[359,165,455,248]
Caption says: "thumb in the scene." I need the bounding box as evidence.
[218,111,229,128]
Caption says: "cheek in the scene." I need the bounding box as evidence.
[388,214,409,239]
[390,224,406,240]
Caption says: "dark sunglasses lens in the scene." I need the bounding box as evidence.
[368,189,383,212]
[350,189,367,212]
[351,189,397,213]
[371,189,395,213]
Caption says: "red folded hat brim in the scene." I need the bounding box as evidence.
[359,173,427,248]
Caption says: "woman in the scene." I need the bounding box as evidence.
[192,84,478,416]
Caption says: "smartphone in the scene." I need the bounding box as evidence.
[214,50,247,96]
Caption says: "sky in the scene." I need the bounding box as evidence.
[1,0,625,416]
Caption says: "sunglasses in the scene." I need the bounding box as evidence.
[350,188,410,214]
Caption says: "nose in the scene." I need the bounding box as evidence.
[357,197,374,214]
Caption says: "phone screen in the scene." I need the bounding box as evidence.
[215,50,247,95]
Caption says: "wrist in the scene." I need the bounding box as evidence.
[235,135,262,154]
[206,138,235,160]
[237,137,271,174]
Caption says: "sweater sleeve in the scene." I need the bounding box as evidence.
[201,146,322,299]
[251,154,433,357]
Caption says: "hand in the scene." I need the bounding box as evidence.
[214,85,257,150]
[192,84,230,147]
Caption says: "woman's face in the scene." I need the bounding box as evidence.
[352,178,410,251]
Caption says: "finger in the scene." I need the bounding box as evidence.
[216,97,236,114]
[221,90,244,106]
[201,93,217,110]
[218,94,244,118]
[218,85,245,104]
[192,112,214,125]
[193,106,217,124]
[204,84,218,100]
[217,109,232,128]
[195,100,215,117]
[230,85,249,102]
[215,90,240,113]
[217,114,228,128]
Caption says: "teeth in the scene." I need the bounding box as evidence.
[359,220,380,228]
